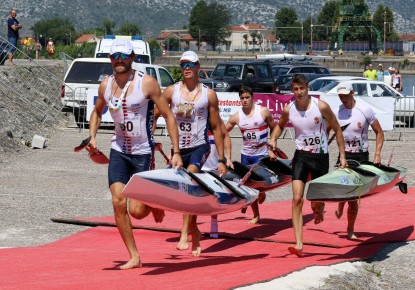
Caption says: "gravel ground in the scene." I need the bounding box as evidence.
[0,113,414,289]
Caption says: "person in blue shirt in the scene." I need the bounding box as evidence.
[7,9,22,65]
[376,64,385,82]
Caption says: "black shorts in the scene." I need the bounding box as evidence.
[337,151,369,165]
[292,150,329,183]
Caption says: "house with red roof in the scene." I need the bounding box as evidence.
[224,23,275,52]
[74,34,99,47]
[156,30,196,51]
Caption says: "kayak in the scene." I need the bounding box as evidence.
[357,161,403,195]
[220,157,292,192]
[122,168,259,215]
[306,167,379,201]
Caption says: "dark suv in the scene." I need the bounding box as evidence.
[271,62,331,78]
[200,60,275,93]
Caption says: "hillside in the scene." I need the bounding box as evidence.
[1,0,414,39]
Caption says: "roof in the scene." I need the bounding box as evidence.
[399,34,415,41]
[75,34,97,44]
[242,23,267,30]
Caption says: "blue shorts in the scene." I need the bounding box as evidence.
[178,143,210,170]
[108,149,153,186]
[241,154,268,166]
[292,150,329,183]
[8,36,17,53]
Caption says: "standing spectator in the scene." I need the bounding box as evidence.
[35,40,42,60]
[46,38,55,59]
[391,67,403,92]
[7,9,23,65]
[363,64,377,80]
[376,64,384,82]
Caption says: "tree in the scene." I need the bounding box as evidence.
[274,7,302,44]
[103,19,115,35]
[316,0,340,41]
[116,23,142,36]
[188,0,231,51]
[373,5,399,41]
[31,18,75,45]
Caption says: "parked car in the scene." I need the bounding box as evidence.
[198,69,213,80]
[199,60,275,93]
[308,75,366,91]
[271,62,331,79]
[275,73,335,94]
[309,79,415,127]
[61,58,175,123]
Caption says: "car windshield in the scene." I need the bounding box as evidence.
[309,79,338,91]
[317,81,340,93]
[211,64,242,78]
[65,62,113,84]
[276,75,293,86]
[271,67,290,77]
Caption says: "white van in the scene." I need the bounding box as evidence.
[94,35,151,64]
[61,58,175,124]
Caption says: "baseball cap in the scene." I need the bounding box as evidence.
[180,51,199,63]
[337,82,353,94]
[110,39,134,55]
[378,63,382,67]
[388,67,394,71]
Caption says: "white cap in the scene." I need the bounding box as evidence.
[337,82,353,94]
[378,63,382,67]
[110,39,134,55]
[388,67,394,71]
[180,51,199,63]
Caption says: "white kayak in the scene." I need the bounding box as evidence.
[122,168,259,215]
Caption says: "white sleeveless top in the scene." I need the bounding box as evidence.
[289,97,328,154]
[171,82,209,149]
[104,71,154,155]
[335,100,376,153]
[238,104,268,156]
[201,131,217,171]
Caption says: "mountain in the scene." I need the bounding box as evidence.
[2,0,414,39]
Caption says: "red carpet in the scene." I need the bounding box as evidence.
[1,188,414,289]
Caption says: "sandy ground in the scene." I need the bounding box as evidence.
[0,116,414,289]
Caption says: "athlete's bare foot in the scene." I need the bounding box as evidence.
[335,202,345,219]
[119,257,142,270]
[177,234,189,250]
[191,230,202,256]
[347,231,358,240]
[249,215,260,224]
[288,246,303,257]
[258,192,266,204]
[241,207,247,214]
[314,203,325,224]
[151,208,165,223]
[335,209,342,219]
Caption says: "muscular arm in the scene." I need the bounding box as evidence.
[319,100,347,166]
[145,76,182,169]
[221,121,233,168]
[208,89,226,174]
[88,79,108,149]
[370,119,384,164]
[225,112,238,132]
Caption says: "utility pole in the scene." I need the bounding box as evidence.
[310,17,313,52]
[383,11,386,51]
[198,28,201,52]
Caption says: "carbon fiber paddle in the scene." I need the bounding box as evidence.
[328,123,351,145]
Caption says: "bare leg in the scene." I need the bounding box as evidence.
[346,200,359,239]
[311,201,325,224]
[335,202,346,219]
[249,200,260,224]
[258,192,266,204]
[177,214,190,250]
[288,180,305,257]
[8,52,14,65]
[190,215,202,256]
[110,182,142,269]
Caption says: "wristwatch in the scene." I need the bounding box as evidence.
[218,158,227,164]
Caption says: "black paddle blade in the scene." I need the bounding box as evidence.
[398,182,408,194]
[74,136,92,152]
[328,123,351,145]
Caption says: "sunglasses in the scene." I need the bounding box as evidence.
[110,52,131,60]
[180,62,198,69]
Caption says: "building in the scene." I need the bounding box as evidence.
[156,30,197,52]
[74,34,99,47]
[399,34,415,53]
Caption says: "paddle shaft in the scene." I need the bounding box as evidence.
[328,123,351,145]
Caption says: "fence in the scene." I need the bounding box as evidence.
[0,36,65,124]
